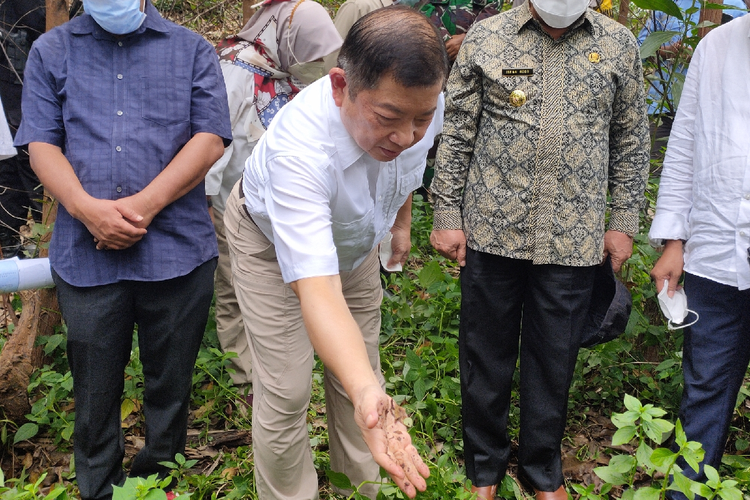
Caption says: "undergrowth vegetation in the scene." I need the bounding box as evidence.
[1,0,750,498]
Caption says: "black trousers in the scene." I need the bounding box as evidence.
[460,249,595,491]
[52,259,216,500]
[0,146,42,256]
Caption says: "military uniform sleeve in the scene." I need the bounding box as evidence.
[431,26,484,231]
[606,31,649,237]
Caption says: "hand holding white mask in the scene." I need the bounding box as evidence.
[657,280,699,330]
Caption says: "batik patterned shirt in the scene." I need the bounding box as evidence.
[432,2,649,267]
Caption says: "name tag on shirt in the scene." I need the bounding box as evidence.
[502,68,534,77]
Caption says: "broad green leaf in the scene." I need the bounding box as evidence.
[612,426,637,446]
[13,423,38,444]
[670,471,696,500]
[633,486,661,500]
[414,378,427,401]
[417,260,444,289]
[593,466,627,486]
[623,394,642,412]
[673,72,686,109]
[405,349,422,369]
[630,0,683,18]
[326,470,354,490]
[609,454,638,474]
[650,447,677,468]
[704,465,720,484]
[644,418,674,444]
[690,483,713,499]
[645,407,668,419]
[717,486,743,500]
[636,441,655,470]
[639,31,681,59]
[121,398,136,422]
[144,490,168,500]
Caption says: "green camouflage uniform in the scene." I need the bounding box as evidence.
[421,0,501,41]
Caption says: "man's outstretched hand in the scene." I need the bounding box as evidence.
[354,386,430,498]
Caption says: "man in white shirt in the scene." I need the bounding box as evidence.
[650,12,750,498]
[224,7,447,500]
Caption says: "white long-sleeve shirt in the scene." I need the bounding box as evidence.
[242,76,444,283]
[649,14,750,289]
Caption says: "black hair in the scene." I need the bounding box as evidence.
[337,5,450,98]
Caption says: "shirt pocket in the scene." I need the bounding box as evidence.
[399,168,424,196]
[141,76,191,127]
[331,209,375,267]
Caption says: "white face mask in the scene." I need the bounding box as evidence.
[531,0,589,28]
[657,280,699,330]
[288,61,326,85]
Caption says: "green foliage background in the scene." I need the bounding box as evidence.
[2,0,750,498]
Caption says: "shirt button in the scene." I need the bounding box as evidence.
[116,186,122,193]
[117,74,123,80]
[117,110,123,116]
[118,41,123,47]
[745,193,750,200]
[115,146,122,152]
[741,231,747,237]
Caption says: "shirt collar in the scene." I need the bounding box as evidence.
[324,79,366,170]
[513,0,596,37]
[70,0,170,37]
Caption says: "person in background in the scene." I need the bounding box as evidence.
[649,12,750,500]
[14,1,232,498]
[430,0,649,497]
[638,0,748,159]
[324,0,392,72]
[421,0,501,63]
[0,0,45,258]
[207,0,342,406]
[225,7,447,499]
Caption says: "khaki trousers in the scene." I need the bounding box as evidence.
[224,182,384,500]
[213,209,253,392]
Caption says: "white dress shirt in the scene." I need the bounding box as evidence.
[649,14,750,290]
[0,96,16,160]
[242,76,444,283]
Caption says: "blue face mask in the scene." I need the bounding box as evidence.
[83,0,147,35]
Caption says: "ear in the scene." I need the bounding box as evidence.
[329,68,348,108]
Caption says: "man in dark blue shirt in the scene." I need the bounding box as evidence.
[14,1,232,498]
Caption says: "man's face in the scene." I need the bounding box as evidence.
[331,70,443,162]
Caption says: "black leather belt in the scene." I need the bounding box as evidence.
[237,176,253,221]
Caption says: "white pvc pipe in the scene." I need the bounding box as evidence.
[0,257,54,293]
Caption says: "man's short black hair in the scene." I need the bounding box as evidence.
[337,5,450,97]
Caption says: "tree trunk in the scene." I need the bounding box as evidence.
[698,0,722,38]
[0,1,66,423]
[617,0,630,26]
[0,289,60,422]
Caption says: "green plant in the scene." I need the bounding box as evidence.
[0,469,70,500]
[111,475,178,500]
[593,395,745,500]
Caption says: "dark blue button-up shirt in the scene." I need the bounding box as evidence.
[15,2,232,287]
